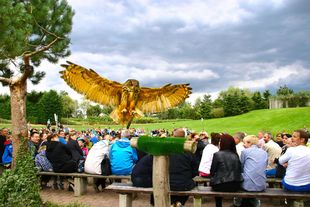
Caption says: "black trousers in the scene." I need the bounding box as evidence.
[212,182,241,207]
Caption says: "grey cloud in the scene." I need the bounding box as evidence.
[66,0,310,95]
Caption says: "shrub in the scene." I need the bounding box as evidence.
[0,140,42,207]
[133,117,162,124]
[211,108,225,118]
[86,116,114,124]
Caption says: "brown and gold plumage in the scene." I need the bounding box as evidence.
[60,61,192,128]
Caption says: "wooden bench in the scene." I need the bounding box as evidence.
[193,176,283,187]
[106,183,310,207]
[38,171,131,196]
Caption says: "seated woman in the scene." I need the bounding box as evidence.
[46,133,77,173]
[210,133,243,207]
[198,132,220,177]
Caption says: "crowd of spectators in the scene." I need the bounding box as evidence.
[0,126,310,207]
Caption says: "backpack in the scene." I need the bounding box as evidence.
[100,154,111,175]
[35,150,53,172]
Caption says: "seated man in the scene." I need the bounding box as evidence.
[109,129,138,175]
[279,129,310,192]
[233,135,268,207]
[263,132,281,177]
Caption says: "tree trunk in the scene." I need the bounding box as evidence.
[10,79,28,169]
[153,156,170,207]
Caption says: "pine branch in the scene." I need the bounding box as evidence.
[33,17,60,39]
[24,36,62,58]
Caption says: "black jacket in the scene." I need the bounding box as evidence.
[194,140,206,169]
[210,150,243,186]
[46,141,77,173]
[169,152,198,191]
[131,152,198,191]
[67,138,83,162]
[131,155,153,187]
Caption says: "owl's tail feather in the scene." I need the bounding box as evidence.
[134,108,144,118]
[109,109,120,124]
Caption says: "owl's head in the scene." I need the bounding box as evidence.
[124,79,140,88]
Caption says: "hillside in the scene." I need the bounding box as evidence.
[131,107,310,135]
[1,107,309,135]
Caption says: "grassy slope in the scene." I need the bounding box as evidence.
[130,107,310,135]
[1,107,309,135]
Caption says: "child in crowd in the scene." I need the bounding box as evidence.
[78,138,88,158]
[2,135,13,169]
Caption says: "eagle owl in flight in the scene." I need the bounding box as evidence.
[60,61,192,128]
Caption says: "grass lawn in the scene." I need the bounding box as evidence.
[1,107,309,135]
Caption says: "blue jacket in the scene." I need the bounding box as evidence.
[110,138,138,175]
[2,141,12,164]
[58,137,67,145]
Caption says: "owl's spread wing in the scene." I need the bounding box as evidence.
[60,61,122,106]
[137,83,192,113]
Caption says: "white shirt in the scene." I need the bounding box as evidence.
[279,145,310,186]
[236,142,245,158]
[85,140,109,174]
[258,138,265,148]
[198,144,219,174]
[263,139,282,169]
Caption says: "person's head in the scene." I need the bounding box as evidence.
[173,128,186,138]
[276,133,283,142]
[292,129,309,146]
[6,134,12,141]
[77,138,85,148]
[199,131,209,140]
[282,133,292,145]
[47,133,59,142]
[257,131,265,139]
[1,128,9,137]
[219,133,237,154]
[210,132,220,146]
[103,134,113,141]
[40,132,48,142]
[233,132,245,145]
[69,132,78,140]
[263,132,273,143]
[30,131,40,144]
[243,135,259,148]
[58,130,65,138]
[121,129,130,138]
[189,132,199,141]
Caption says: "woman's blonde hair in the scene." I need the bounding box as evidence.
[243,135,259,146]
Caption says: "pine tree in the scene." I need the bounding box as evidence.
[0,0,74,168]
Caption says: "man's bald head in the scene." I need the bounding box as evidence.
[173,128,186,138]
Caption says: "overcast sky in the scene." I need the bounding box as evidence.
[2,0,310,103]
